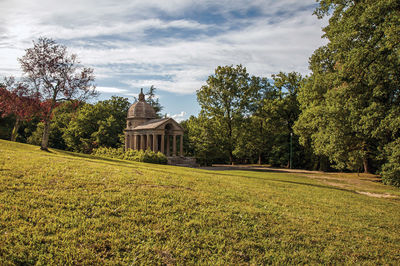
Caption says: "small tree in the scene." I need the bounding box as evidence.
[18,37,97,150]
[0,77,40,141]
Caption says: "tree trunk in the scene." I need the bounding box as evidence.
[258,152,262,165]
[363,157,370,174]
[41,119,51,151]
[10,118,20,142]
[229,151,234,165]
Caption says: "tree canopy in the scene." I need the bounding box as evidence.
[18,37,97,150]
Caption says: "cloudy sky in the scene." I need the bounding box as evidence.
[0,0,327,121]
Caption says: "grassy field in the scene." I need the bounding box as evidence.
[0,139,400,264]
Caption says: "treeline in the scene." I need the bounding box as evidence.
[0,96,129,152]
[182,0,400,186]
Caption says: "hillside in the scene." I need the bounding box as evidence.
[0,139,399,264]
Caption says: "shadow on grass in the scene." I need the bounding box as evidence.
[54,150,172,173]
[198,168,361,195]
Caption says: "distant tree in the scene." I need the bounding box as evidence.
[0,77,40,141]
[27,100,83,149]
[197,65,251,164]
[234,76,274,164]
[145,85,163,117]
[18,37,97,151]
[64,96,130,153]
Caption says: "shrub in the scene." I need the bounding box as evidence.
[381,139,400,187]
[92,147,167,164]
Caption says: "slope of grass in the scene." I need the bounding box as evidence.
[0,139,399,264]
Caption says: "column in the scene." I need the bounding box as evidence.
[146,134,151,150]
[172,135,176,156]
[130,134,134,149]
[166,135,170,156]
[133,134,137,150]
[161,134,165,154]
[125,133,129,151]
[180,135,183,156]
[140,134,145,150]
[153,133,158,152]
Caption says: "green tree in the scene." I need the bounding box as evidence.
[197,65,251,164]
[27,101,82,149]
[263,72,304,168]
[145,85,163,117]
[64,96,130,153]
[233,76,274,164]
[295,0,400,176]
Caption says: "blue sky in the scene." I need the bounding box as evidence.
[0,0,327,121]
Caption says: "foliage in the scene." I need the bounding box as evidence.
[18,37,97,150]
[181,115,228,165]
[64,96,130,153]
[294,0,400,178]
[92,146,167,164]
[0,77,40,141]
[145,85,164,118]
[1,140,400,264]
[197,65,252,164]
[27,101,82,149]
[381,139,400,187]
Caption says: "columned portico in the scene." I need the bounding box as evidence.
[124,89,185,157]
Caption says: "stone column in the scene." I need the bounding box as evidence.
[161,134,165,154]
[153,133,158,152]
[172,135,176,156]
[146,134,151,150]
[133,134,137,150]
[180,135,183,156]
[166,135,170,156]
[130,134,134,150]
[125,133,129,151]
[140,134,145,150]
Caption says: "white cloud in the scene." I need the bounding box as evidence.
[96,86,129,93]
[0,0,327,96]
[168,111,187,122]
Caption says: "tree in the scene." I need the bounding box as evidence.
[260,72,304,168]
[27,100,83,149]
[63,96,130,153]
[295,0,400,175]
[197,65,251,164]
[0,77,40,141]
[18,37,97,150]
[145,85,163,117]
[234,76,273,164]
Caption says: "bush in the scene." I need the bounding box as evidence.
[92,147,168,164]
[381,139,400,187]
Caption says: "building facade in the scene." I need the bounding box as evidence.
[124,89,185,156]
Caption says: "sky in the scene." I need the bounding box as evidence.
[0,0,327,122]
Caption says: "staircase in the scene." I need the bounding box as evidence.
[167,156,198,168]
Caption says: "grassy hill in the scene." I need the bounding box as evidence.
[0,139,399,264]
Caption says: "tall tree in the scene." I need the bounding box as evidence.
[18,37,97,150]
[234,76,274,164]
[197,65,251,164]
[295,0,400,175]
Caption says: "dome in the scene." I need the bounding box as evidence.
[127,89,157,119]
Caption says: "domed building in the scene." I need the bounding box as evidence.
[125,89,185,156]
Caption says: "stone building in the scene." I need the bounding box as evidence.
[124,89,185,156]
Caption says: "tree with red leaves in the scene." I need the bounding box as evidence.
[18,37,97,150]
[0,77,40,141]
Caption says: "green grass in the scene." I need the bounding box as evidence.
[1,139,400,264]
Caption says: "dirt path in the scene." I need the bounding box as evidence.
[199,164,399,199]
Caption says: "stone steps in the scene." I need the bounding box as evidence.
[167,156,198,167]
